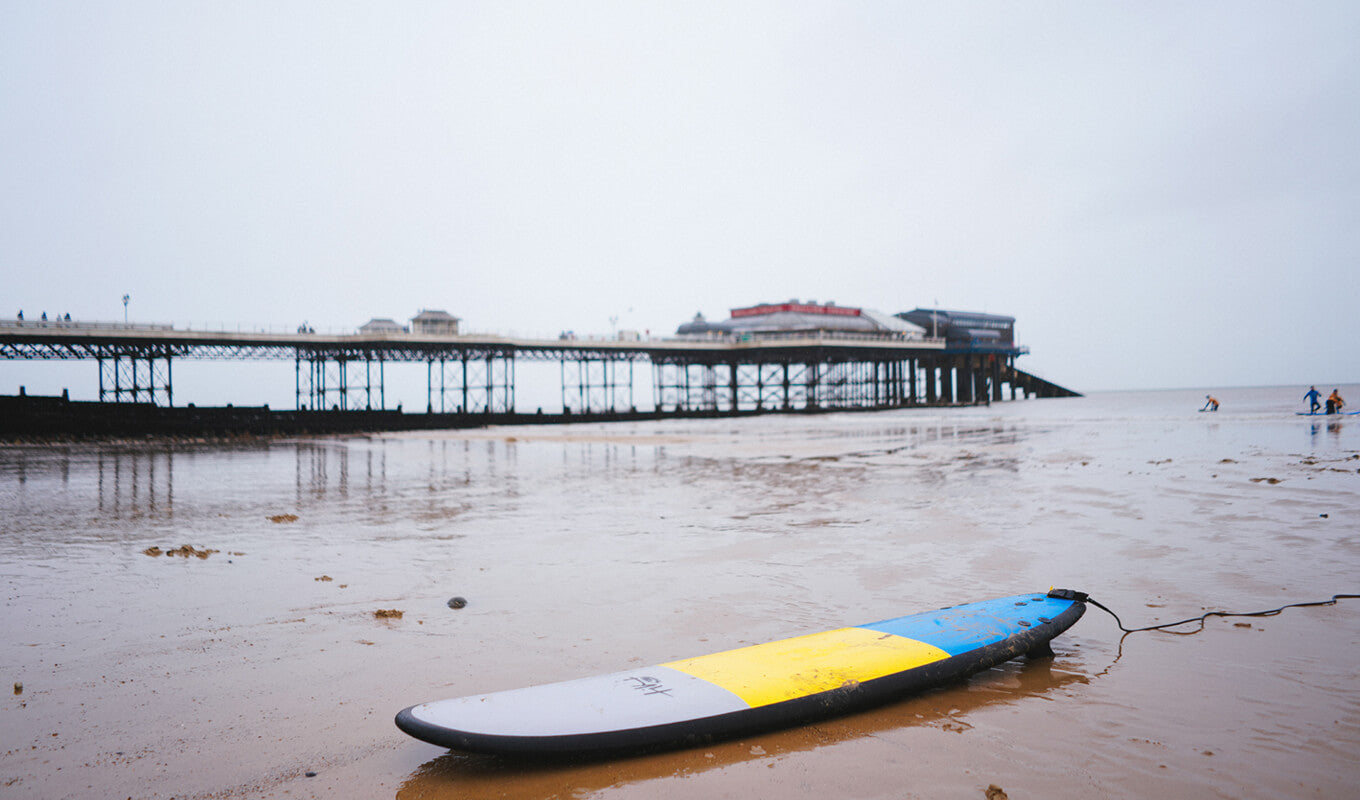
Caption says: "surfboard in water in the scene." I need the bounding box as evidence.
[1296,410,1358,416]
[395,590,1087,755]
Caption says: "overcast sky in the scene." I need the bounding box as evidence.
[4,1,1358,398]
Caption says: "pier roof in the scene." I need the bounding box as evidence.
[677,300,925,338]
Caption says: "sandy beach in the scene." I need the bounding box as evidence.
[3,386,1358,799]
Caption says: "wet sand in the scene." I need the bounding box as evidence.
[3,386,1358,798]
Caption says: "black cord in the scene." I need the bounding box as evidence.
[1085,593,1360,635]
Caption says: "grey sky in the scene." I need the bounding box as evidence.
[4,2,1358,397]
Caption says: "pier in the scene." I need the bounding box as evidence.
[0,312,1078,437]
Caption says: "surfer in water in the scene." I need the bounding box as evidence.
[1202,395,1219,412]
[1305,386,1322,413]
[1326,389,1345,414]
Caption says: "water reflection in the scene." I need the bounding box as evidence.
[1309,420,1346,439]
[294,442,351,503]
[0,446,74,486]
[396,656,1088,800]
[96,449,175,518]
[280,437,545,527]
[1,446,179,521]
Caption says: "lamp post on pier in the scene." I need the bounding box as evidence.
[122,294,130,324]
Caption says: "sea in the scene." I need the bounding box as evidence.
[2,385,1357,799]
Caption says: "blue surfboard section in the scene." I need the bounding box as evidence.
[857,594,1072,656]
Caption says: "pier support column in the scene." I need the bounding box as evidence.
[728,362,739,413]
[98,350,173,406]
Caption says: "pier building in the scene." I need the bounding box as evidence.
[896,308,1017,352]
[358,318,406,335]
[410,309,460,336]
[677,300,923,338]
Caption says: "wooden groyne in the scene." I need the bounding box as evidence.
[0,386,1074,440]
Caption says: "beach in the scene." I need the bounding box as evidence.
[3,385,1358,799]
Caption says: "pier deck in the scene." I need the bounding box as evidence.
[1,319,1077,436]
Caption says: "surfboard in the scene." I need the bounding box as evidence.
[395,590,1087,755]
[1296,410,1359,416]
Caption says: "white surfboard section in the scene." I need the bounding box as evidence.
[403,666,748,737]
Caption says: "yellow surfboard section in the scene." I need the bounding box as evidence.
[662,628,951,709]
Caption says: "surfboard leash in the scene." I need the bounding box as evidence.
[1049,589,1360,635]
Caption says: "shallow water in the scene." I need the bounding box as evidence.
[2,386,1358,799]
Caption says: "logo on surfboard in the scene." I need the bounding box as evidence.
[622,675,674,697]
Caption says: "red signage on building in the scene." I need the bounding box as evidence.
[730,303,862,319]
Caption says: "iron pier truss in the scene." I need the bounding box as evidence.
[1,322,1076,418]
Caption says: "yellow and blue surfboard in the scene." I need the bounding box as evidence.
[395,591,1086,755]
